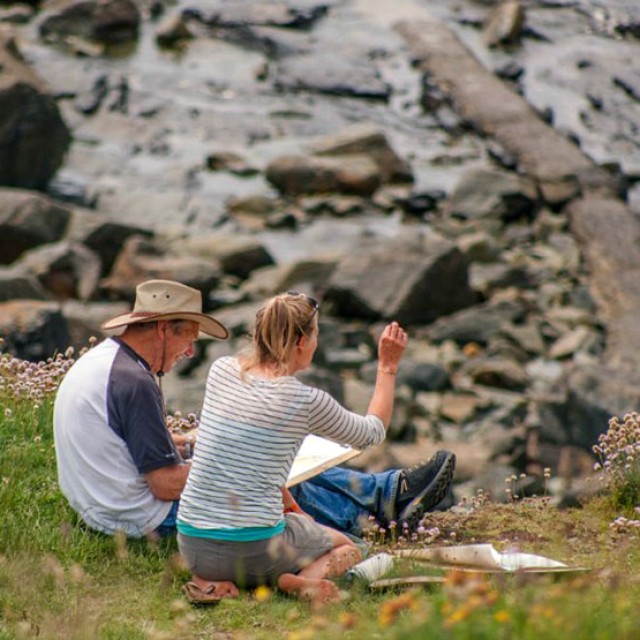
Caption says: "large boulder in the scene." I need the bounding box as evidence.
[100,235,223,300]
[15,240,102,301]
[0,189,71,265]
[0,29,71,190]
[0,299,70,360]
[324,232,475,325]
[0,267,49,301]
[536,364,640,451]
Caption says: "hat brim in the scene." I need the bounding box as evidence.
[101,311,229,339]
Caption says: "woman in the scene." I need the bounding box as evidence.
[177,292,407,606]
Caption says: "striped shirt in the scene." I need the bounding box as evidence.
[177,356,385,532]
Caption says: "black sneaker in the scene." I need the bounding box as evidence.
[395,450,456,530]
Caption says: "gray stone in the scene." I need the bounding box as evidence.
[325,232,474,325]
[450,167,538,221]
[427,297,525,346]
[274,52,391,101]
[61,299,129,348]
[483,0,525,48]
[185,0,332,30]
[38,0,141,45]
[0,31,71,190]
[469,262,530,296]
[461,356,528,391]
[265,154,382,197]
[77,221,155,277]
[309,124,413,184]
[536,364,640,450]
[155,12,194,48]
[16,240,102,301]
[100,235,223,301]
[0,189,71,265]
[0,267,48,301]
[202,235,274,281]
[0,299,70,361]
[501,321,546,355]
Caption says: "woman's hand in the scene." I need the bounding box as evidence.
[377,321,408,373]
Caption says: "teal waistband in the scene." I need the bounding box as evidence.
[177,519,285,542]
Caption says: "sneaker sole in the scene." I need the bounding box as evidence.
[397,452,456,530]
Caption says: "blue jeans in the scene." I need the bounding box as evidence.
[290,466,399,537]
[158,467,400,538]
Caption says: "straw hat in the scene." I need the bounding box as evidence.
[101,279,228,339]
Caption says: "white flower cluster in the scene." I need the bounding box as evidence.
[593,412,640,484]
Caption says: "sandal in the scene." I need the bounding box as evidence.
[183,581,223,605]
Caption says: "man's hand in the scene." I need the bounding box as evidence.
[171,432,196,459]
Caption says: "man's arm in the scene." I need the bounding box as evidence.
[145,462,191,501]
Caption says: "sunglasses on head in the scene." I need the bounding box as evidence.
[287,291,320,318]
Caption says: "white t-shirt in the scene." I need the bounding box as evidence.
[53,338,181,537]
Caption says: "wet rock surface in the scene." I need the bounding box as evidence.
[1,0,639,502]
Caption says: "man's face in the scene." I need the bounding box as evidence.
[164,321,199,371]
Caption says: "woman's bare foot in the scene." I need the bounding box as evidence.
[185,575,239,603]
[278,573,340,609]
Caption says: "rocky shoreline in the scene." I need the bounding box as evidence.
[1,0,640,502]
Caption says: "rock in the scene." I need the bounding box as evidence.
[440,392,479,423]
[449,167,538,221]
[100,235,222,301]
[0,299,70,360]
[206,151,259,177]
[241,258,337,298]
[325,232,475,325]
[61,299,129,348]
[536,364,640,450]
[155,12,193,48]
[548,326,594,360]
[0,267,49,301]
[0,29,71,190]
[0,189,71,265]
[228,24,310,58]
[0,4,34,24]
[182,233,274,280]
[73,219,154,277]
[427,297,525,346]
[205,300,262,337]
[265,154,382,197]
[46,170,98,208]
[38,0,141,45]
[461,356,528,391]
[308,124,413,184]
[501,321,546,356]
[483,0,525,48]
[323,348,371,371]
[469,262,530,297]
[16,240,102,301]
[274,51,391,100]
[456,231,501,263]
[185,0,331,30]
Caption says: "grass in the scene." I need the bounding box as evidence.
[2,346,640,638]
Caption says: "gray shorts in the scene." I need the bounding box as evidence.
[177,513,334,588]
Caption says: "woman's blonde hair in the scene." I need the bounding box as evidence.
[240,292,319,376]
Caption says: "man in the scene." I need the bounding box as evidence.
[54,279,455,544]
